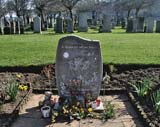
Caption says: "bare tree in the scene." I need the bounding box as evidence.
[60,0,81,20]
[114,0,157,19]
[33,0,51,30]
[6,0,30,18]
[0,0,6,18]
[76,0,98,12]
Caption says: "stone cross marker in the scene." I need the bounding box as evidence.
[55,36,103,101]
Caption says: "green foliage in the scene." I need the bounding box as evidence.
[5,81,18,102]
[131,79,152,98]
[151,90,160,114]
[102,101,115,122]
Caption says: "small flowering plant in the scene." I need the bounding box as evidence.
[131,79,152,98]
[18,84,29,91]
[48,95,115,123]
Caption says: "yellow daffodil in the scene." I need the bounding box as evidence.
[144,91,147,95]
[18,85,23,90]
[23,86,28,91]
[18,85,28,91]
[53,112,58,117]
[88,108,93,113]
[16,74,22,78]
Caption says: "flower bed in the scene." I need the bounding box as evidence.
[0,64,160,126]
[110,67,160,127]
[0,81,32,127]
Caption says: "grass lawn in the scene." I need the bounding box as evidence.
[0,27,160,67]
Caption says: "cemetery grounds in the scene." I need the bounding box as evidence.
[0,28,160,127]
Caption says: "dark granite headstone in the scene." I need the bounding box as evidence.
[15,21,20,34]
[156,21,160,33]
[55,36,103,101]
[126,19,133,33]
[67,18,73,33]
[55,16,63,33]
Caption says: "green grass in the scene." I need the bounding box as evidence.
[0,27,160,66]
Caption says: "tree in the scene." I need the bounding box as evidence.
[0,0,6,18]
[60,0,81,20]
[6,0,30,18]
[76,0,98,12]
[114,0,157,19]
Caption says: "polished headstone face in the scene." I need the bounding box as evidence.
[55,36,103,100]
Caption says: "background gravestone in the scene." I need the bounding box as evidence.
[55,15,63,33]
[10,20,16,34]
[15,20,20,34]
[67,18,73,33]
[78,12,88,32]
[99,14,111,33]
[56,36,103,101]
[146,17,154,33]
[126,19,133,33]
[33,16,41,33]
[0,18,4,34]
[133,17,144,33]
[156,21,160,33]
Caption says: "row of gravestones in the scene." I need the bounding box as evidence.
[0,18,24,35]
[33,13,112,34]
[126,17,160,33]
[33,16,74,34]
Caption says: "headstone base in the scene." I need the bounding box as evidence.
[78,27,88,32]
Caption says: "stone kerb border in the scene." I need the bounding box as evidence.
[0,85,32,127]
[127,91,157,127]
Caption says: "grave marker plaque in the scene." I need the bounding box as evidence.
[56,36,103,100]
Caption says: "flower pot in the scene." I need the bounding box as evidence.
[41,106,51,118]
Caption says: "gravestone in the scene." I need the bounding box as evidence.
[78,12,88,32]
[10,20,16,34]
[55,36,103,101]
[133,17,144,33]
[20,25,24,34]
[55,15,63,33]
[156,21,160,33]
[121,18,126,29]
[33,16,41,33]
[0,18,4,34]
[15,20,20,34]
[126,19,133,32]
[48,17,54,28]
[146,17,154,33]
[67,18,73,33]
[99,14,111,33]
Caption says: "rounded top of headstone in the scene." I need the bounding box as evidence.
[59,35,99,44]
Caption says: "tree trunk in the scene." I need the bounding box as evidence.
[16,10,20,18]
[23,15,26,25]
[135,8,140,18]
[127,9,131,21]
[40,11,45,31]
[69,8,73,21]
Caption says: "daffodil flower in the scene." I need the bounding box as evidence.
[88,108,93,113]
